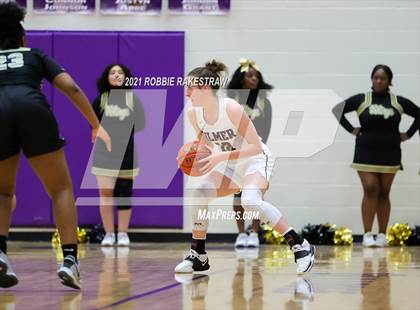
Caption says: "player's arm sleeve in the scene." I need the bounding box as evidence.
[332,93,364,134]
[398,96,420,138]
[134,95,146,132]
[37,49,65,83]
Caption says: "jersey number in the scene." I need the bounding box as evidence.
[215,142,234,152]
[0,53,24,71]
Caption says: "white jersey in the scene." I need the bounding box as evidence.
[192,96,274,185]
[193,96,259,154]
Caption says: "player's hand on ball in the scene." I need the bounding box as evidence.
[92,126,112,152]
[198,147,223,174]
[176,140,199,165]
[178,141,212,176]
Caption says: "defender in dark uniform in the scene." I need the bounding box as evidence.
[333,64,419,248]
[0,2,110,289]
[0,48,67,158]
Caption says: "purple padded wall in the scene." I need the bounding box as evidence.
[52,32,119,226]
[13,31,184,228]
[119,33,184,228]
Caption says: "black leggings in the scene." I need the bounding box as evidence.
[113,178,133,210]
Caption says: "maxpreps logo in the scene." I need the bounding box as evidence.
[197,209,260,221]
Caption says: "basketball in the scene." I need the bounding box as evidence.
[177,141,212,176]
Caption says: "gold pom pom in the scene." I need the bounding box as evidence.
[263,224,287,245]
[387,223,412,246]
[333,227,353,245]
[77,227,87,244]
[51,229,61,247]
[51,227,87,247]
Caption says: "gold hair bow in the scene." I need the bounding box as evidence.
[239,58,259,73]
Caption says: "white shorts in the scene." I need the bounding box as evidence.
[214,145,275,188]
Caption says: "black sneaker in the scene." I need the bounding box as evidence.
[174,249,210,273]
[0,251,18,288]
[57,256,81,289]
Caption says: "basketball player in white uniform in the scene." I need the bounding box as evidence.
[175,60,315,275]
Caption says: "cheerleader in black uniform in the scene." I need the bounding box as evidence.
[91,64,145,247]
[227,59,273,248]
[333,65,419,247]
[0,2,110,289]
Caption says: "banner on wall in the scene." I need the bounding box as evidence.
[33,0,95,14]
[101,0,162,15]
[168,0,230,15]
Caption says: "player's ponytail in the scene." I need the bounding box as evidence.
[0,2,26,50]
[188,59,228,90]
[204,59,227,75]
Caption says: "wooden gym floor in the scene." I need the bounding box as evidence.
[0,242,419,309]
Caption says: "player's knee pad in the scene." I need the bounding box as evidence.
[241,185,282,226]
[113,178,133,197]
[241,186,263,212]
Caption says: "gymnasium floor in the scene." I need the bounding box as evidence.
[0,243,419,310]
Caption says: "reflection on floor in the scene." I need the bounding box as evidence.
[0,243,419,309]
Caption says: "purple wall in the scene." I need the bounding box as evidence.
[12,31,184,228]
